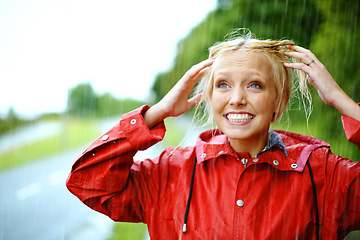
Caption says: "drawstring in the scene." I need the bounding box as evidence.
[306,160,320,240]
[182,156,197,233]
[181,156,320,240]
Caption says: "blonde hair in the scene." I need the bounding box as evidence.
[194,29,311,126]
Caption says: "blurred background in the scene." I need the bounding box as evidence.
[0,0,359,239]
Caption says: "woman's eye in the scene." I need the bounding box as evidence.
[217,82,229,88]
[249,83,262,89]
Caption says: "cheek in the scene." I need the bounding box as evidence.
[210,92,224,113]
[210,97,223,127]
[249,93,276,112]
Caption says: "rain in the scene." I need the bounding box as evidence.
[0,0,359,239]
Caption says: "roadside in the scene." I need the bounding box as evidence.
[0,115,206,240]
[0,117,104,171]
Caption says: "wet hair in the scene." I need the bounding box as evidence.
[194,29,310,126]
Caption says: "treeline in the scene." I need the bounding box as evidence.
[0,82,145,134]
[151,0,360,159]
[0,108,34,135]
[66,82,145,118]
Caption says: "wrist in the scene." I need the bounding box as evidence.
[143,104,168,129]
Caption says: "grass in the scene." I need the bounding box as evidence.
[0,118,101,171]
[106,223,148,240]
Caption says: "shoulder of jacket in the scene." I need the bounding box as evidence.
[275,130,331,172]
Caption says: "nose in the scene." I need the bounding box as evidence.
[229,88,247,106]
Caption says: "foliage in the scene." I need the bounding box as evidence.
[0,108,33,135]
[150,0,360,160]
[151,0,321,103]
[67,83,98,117]
[66,82,145,118]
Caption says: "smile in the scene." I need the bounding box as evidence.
[226,113,254,122]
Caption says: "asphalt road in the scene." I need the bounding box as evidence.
[0,117,207,240]
[0,146,114,240]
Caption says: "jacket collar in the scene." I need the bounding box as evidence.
[256,130,287,157]
[195,129,330,172]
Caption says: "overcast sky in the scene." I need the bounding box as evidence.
[0,0,216,118]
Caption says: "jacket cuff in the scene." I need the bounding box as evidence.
[342,112,360,148]
[120,105,166,150]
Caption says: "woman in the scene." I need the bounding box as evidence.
[66,30,360,239]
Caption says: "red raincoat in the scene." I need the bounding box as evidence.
[66,106,360,239]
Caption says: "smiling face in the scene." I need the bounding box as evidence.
[211,50,277,155]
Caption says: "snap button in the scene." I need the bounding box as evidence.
[130,119,136,125]
[92,153,95,156]
[253,158,259,162]
[236,199,244,207]
[291,163,298,169]
[102,135,109,141]
[201,153,206,158]
[273,160,279,166]
[241,158,248,167]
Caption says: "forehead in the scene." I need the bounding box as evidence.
[213,50,273,80]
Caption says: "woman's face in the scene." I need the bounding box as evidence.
[211,50,277,153]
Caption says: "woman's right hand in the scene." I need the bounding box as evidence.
[144,58,214,129]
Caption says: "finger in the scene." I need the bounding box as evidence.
[284,51,315,65]
[283,62,309,72]
[188,93,203,106]
[288,45,314,56]
[287,45,318,61]
[192,66,210,81]
[186,58,214,79]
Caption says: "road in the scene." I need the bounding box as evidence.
[0,146,115,240]
[0,117,207,240]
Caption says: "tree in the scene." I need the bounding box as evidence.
[66,83,98,117]
[151,0,321,102]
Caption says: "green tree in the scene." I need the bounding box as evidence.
[150,0,359,160]
[306,0,360,159]
[67,82,98,117]
[151,0,321,102]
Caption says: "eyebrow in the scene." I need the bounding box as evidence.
[214,69,267,81]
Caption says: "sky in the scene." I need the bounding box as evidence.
[0,0,217,118]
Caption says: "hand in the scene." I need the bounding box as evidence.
[144,58,214,128]
[283,45,342,106]
[283,45,360,121]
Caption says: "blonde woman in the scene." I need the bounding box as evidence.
[67,30,360,239]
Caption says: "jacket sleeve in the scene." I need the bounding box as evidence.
[66,105,166,222]
[321,114,360,237]
[322,149,360,238]
[342,114,360,150]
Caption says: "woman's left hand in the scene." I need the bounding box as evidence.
[283,45,360,121]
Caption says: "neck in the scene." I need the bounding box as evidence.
[228,131,269,158]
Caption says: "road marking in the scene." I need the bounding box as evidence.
[16,182,42,200]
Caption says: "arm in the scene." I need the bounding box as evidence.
[66,105,166,222]
[66,58,213,221]
[284,45,360,121]
[144,58,214,128]
[284,46,360,148]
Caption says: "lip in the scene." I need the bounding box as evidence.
[223,111,255,125]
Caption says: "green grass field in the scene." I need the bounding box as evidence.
[0,118,101,171]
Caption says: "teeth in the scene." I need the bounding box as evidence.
[227,113,253,122]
